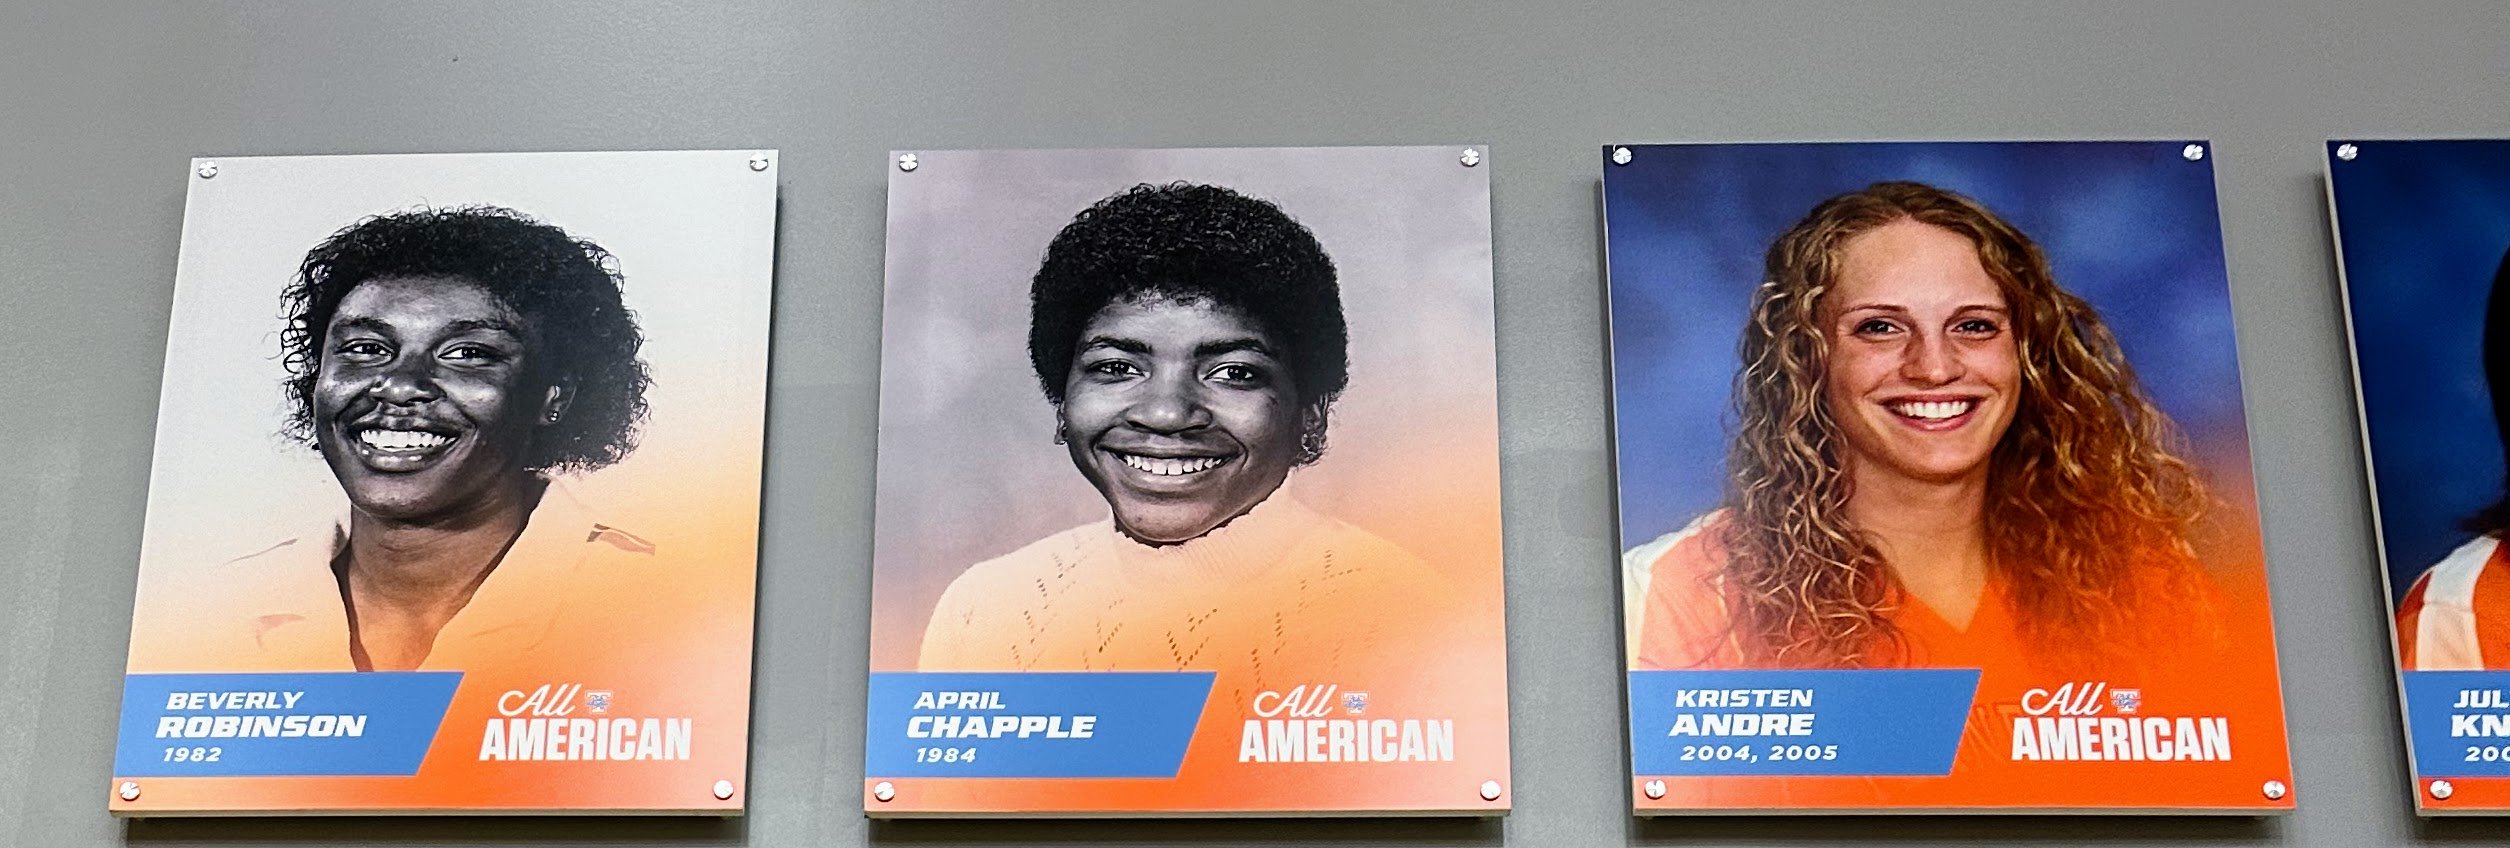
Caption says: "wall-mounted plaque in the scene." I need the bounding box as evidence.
[1606,140,2293,813]
[2329,137,2510,815]
[113,150,776,815]
[865,146,1511,816]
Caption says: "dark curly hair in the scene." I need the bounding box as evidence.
[1028,183,1348,459]
[2472,245,2510,536]
[279,205,650,474]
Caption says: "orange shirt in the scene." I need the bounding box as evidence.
[1631,510,2276,810]
[2396,536,2510,670]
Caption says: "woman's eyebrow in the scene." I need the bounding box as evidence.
[328,316,520,336]
[444,317,521,335]
[329,315,396,336]
[1194,338,1274,358]
[1078,335,1150,355]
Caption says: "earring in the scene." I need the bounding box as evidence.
[1297,428,1326,464]
[545,410,563,423]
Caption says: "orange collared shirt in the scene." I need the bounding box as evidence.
[1630,510,2255,810]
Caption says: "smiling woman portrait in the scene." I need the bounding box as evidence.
[137,205,661,673]
[1630,181,2225,678]
[2396,245,2510,670]
[915,182,1447,681]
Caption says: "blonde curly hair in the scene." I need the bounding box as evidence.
[1717,181,2211,668]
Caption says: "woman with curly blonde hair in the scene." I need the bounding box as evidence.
[1633,180,2221,674]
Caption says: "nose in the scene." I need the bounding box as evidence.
[1121,370,1213,433]
[1900,329,1966,385]
[367,355,442,406]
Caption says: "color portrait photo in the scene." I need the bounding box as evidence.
[1606,141,2292,813]
[2329,138,2510,812]
[864,146,1509,816]
[114,151,776,815]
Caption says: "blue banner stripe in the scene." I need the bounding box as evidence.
[1628,669,1978,776]
[2405,671,2510,777]
[115,671,460,776]
[865,672,1213,778]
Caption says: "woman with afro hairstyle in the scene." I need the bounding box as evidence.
[917,183,1453,703]
[139,205,661,673]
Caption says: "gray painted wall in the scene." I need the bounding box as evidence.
[3,1,2506,845]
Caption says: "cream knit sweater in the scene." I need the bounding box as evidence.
[918,491,1450,703]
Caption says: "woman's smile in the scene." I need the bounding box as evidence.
[341,420,464,471]
[1820,219,2021,487]
[1111,450,1232,478]
[1060,296,1304,545]
[312,275,551,522]
[1880,395,1985,431]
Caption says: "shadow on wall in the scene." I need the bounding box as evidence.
[869,816,1502,845]
[126,815,742,844]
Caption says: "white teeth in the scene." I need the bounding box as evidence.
[1890,400,1974,421]
[1118,453,1224,476]
[358,429,451,452]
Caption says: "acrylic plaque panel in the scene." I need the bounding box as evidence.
[114,150,775,815]
[1605,140,2293,814]
[865,146,1510,816]
[2328,138,2510,814]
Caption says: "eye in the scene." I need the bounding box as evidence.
[440,342,511,364]
[1952,317,2004,337]
[1083,359,1143,380]
[1851,317,1902,337]
[332,339,390,362]
[1206,362,1267,385]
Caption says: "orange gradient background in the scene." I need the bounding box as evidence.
[867,147,1510,815]
[114,151,774,815]
[1622,312,2293,814]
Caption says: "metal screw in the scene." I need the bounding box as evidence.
[2336,143,2359,161]
[1478,779,1502,801]
[896,153,919,173]
[712,779,735,800]
[118,781,141,801]
[1611,147,1633,166]
[195,161,218,179]
[2432,779,2456,800]
[748,154,770,172]
[1642,779,1666,800]
[2182,143,2206,162]
[1459,148,1481,167]
[872,780,896,802]
[2262,779,2287,800]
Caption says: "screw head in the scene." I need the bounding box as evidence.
[2432,779,2456,800]
[2182,143,2206,162]
[1477,779,1502,801]
[1642,779,1667,799]
[117,781,140,801]
[2336,143,2359,161]
[195,161,218,179]
[747,154,770,172]
[712,779,736,800]
[896,153,919,172]
[2262,779,2287,800]
[1611,146,1633,166]
[1459,147,1482,167]
[872,780,897,802]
